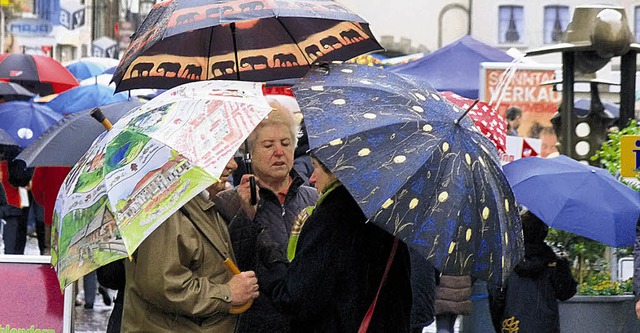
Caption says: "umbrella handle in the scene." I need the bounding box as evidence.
[224,258,254,314]
[90,107,113,130]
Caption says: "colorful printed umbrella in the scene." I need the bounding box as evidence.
[440,91,507,153]
[112,0,382,92]
[503,155,640,247]
[52,80,272,289]
[0,53,79,95]
[293,63,523,283]
[0,101,63,148]
[16,99,145,167]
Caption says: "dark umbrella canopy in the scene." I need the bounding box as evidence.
[0,101,62,148]
[0,54,79,95]
[0,128,18,146]
[293,63,523,283]
[16,99,144,167]
[503,155,640,247]
[0,81,36,101]
[113,0,382,91]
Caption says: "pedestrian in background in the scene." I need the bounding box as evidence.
[488,210,577,333]
[0,146,32,254]
[505,106,522,136]
[434,274,472,333]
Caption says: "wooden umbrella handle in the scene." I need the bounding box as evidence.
[224,258,254,314]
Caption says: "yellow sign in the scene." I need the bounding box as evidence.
[620,135,640,177]
[0,0,9,7]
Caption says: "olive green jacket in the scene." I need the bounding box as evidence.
[122,194,238,332]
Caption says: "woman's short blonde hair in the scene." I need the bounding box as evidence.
[246,96,300,153]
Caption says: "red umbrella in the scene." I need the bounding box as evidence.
[0,54,79,95]
[440,91,507,153]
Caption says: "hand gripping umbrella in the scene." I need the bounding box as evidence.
[293,63,524,283]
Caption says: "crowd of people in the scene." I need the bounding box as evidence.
[0,90,587,333]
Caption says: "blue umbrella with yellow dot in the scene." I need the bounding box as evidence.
[293,63,524,283]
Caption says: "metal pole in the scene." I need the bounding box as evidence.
[561,51,575,156]
[619,51,637,127]
[1,6,5,53]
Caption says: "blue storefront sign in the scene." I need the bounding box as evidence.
[8,18,53,37]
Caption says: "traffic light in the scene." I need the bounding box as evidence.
[552,84,614,165]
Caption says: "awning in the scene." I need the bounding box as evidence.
[14,36,57,47]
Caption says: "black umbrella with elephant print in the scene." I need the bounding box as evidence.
[112,0,382,92]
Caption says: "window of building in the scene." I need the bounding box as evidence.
[498,5,524,44]
[635,6,640,42]
[544,6,570,44]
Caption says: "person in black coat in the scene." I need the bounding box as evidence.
[488,210,577,333]
[255,156,412,333]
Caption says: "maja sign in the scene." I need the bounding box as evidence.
[480,62,562,137]
[8,18,53,37]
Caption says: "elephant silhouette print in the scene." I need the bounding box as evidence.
[211,61,236,77]
[239,1,264,12]
[304,45,324,60]
[340,29,364,44]
[182,64,203,80]
[206,6,234,18]
[156,62,181,77]
[176,12,199,25]
[273,53,299,67]
[130,62,154,78]
[320,35,342,50]
[240,55,269,70]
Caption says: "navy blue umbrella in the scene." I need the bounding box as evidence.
[503,155,640,247]
[0,101,62,148]
[293,63,523,283]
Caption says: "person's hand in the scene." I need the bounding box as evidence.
[636,299,640,320]
[227,271,259,306]
[237,174,260,220]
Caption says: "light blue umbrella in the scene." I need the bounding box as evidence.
[66,61,112,81]
[0,101,62,148]
[44,84,129,115]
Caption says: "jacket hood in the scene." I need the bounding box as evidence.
[514,243,558,277]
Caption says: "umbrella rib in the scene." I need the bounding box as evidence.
[274,18,313,66]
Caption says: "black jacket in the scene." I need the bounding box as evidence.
[488,242,577,333]
[214,170,318,333]
[259,185,412,333]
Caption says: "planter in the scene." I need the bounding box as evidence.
[559,295,640,333]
